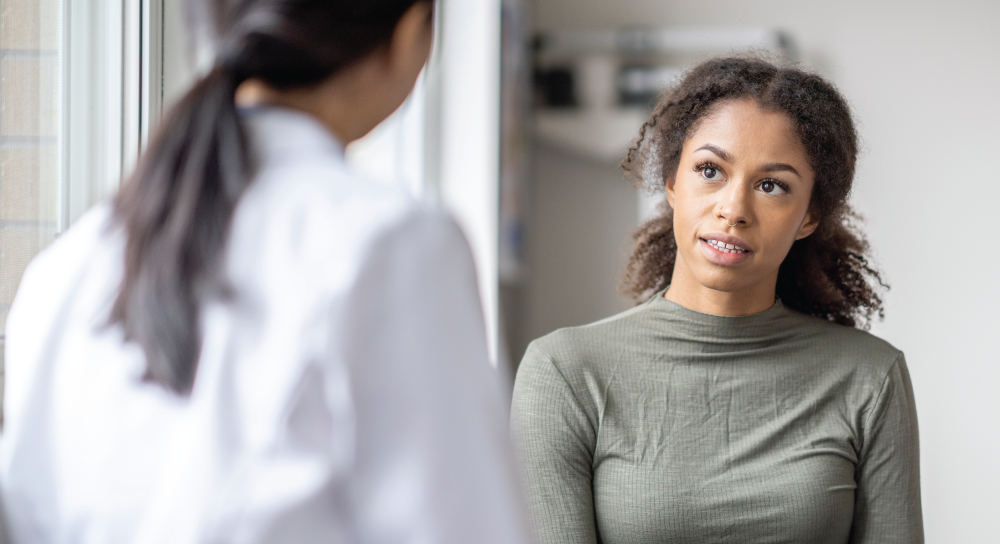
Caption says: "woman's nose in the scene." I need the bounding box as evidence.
[716,180,752,228]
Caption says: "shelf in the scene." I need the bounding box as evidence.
[534,107,649,164]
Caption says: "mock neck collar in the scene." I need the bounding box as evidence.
[644,288,796,344]
[241,106,345,166]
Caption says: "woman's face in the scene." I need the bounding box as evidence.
[666,98,819,300]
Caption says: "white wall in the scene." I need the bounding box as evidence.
[513,144,635,359]
[529,0,1000,540]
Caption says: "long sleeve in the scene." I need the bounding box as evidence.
[511,343,598,544]
[849,354,923,543]
[342,208,529,544]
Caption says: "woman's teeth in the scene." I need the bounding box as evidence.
[705,239,748,254]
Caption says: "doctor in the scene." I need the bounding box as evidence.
[0,1,528,543]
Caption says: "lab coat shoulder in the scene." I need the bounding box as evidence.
[228,154,491,383]
[333,198,531,544]
[246,161,528,544]
[2,203,119,432]
[226,154,447,296]
[344,197,485,364]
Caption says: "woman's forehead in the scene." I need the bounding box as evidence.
[685,99,811,172]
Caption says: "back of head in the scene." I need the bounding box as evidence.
[111,0,427,395]
[206,0,419,88]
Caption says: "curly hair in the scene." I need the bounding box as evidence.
[620,55,886,328]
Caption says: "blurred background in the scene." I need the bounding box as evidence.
[0,0,997,541]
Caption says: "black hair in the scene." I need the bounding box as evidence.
[110,0,427,394]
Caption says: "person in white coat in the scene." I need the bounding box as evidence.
[0,1,529,543]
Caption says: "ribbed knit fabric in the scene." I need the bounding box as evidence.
[511,292,923,544]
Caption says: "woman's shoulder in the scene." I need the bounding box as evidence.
[519,303,656,386]
[233,154,454,271]
[780,308,904,378]
[252,150,418,225]
[11,203,120,309]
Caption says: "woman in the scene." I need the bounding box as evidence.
[0,1,527,543]
[512,57,922,544]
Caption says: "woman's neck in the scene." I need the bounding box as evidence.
[664,257,778,316]
[234,53,401,145]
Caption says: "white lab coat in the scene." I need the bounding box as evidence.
[0,108,528,544]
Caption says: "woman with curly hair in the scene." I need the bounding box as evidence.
[512,56,922,544]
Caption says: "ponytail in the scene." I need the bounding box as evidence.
[110,67,250,394]
[109,0,425,395]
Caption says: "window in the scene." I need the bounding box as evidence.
[0,0,60,334]
[0,0,136,423]
[0,0,61,414]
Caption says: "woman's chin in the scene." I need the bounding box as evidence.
[691,266,766,294]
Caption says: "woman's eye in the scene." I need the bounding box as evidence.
[701,167,721,180]
[759,180,786,194]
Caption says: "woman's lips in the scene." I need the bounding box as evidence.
[699,237,753,266]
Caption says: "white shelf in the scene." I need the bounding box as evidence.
[534,107,649,163]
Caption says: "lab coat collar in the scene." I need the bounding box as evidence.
[241,106,345,166]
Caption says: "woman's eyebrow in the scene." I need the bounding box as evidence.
[694,143,732,160]
[761,162,801,176]
[695,144,801,177]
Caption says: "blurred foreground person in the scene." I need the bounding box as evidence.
[0,1,528,543]
[512,56,922,544]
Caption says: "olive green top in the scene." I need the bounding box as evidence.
[511,292,922,544]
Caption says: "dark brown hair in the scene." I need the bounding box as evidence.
[621,55,886,328]
[110,0,427,394]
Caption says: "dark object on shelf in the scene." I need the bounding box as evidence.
[618,65,683,108]
[534,67,576,107]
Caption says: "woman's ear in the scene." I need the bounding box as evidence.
[387,2,434,74]
[664,176,677,208]
[795,211,820,240]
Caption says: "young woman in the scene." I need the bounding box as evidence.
[512,57,922,544]
[0,1,527,543]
